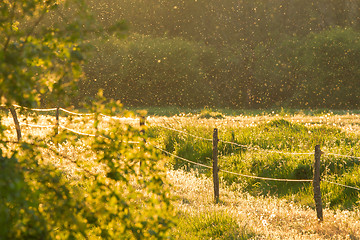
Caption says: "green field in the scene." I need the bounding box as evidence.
[146,110,360,208]
[2,108,360,239]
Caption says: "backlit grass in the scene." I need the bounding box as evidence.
[2,110,360,239]
[148,113,360,210]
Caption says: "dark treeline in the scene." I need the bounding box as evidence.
[76,0,360,109]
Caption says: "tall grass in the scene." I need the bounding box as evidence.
[167,169,360,239]
[3,110,360,238]
[150,117,360,209]
[173,211,255,239]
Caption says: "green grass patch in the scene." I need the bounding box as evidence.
[198,108,225,119]
[173,211,256,240]
[151,118,360,209]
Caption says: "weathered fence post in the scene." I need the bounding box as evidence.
[140,115,146,128]
[139,116,146,168]
[313,145,323,221]
[213,128,220,203]
[55,107,60,135]
[9,106,21,142]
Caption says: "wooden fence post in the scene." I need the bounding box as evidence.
[213,128,220,203]
[140,115,146,129]
[139,116,146,168]
[9,106,21,142]
[55,107,60,135]
[313,145,323,221]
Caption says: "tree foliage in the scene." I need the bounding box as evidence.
[0,0,84,107]
[0,1,175,239]
[295,27,360,108]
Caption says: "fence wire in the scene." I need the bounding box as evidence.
[13,105,136,123]
[219,168,313,182]
[155,146,313,182]
[15,107,357,160]
[60,108,135,122]
[154,146,213,169]
[13,104,57,112]
[155,146,360,189]
[59,108,95,116]
[155,124,313,156]
[325,153,360,160]
[219,139,314,156]
[323,180,360,191]
[8,104,360,191]
[59,125,97,137]
[156,124,213,141]
[20,123,55,128]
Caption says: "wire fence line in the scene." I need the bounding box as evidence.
[20,123,56,128]
[155,145,360,190]
[13,104,113,118]
[13,115,140,143]
[59,125,97,137]
[60,124,141,145]
[155,124,213,141]
[219,168,313,182]
[323,180,360,191]
[155,123,314,156]
[11,104,138,124]
[7,104,360,160]
[219,139,314,156]
[5,104,360,192]
[324,153,360,161]
[155,146,313,182]
[154,123,360,159]
[60,125,141,144]
[7,104,360,162]
[59,108,136,121]
[13,104,58,112]
[59,108,95,116]
[154,146,214,170]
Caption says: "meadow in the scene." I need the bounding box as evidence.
[2,108,360,239]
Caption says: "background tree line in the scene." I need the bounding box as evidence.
[76,0,360,109]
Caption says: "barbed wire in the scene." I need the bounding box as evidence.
[13,104,57,112]
[8,105,360,188]
[219,168,313,182]
[59,125,141,144]
[323,180,360,191]
[154,124,360,158]
[99,113,117,119]
[99,113,139,123]
[59,125,97,137]
[155,124,213,141]
[58,108,137,122]
[9,105,360,160]
[154,146,313,182]
[13,105,137,123]
[46,145,99,177]
[155,146,360,188]
[324,153,360,160]
[219,139,314,156]
[154,146,213,169]
[59,108,95,116]
[20,123,55,128]
[8,105,360,182]
[155,124,313,156]
[14,117,141,143]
